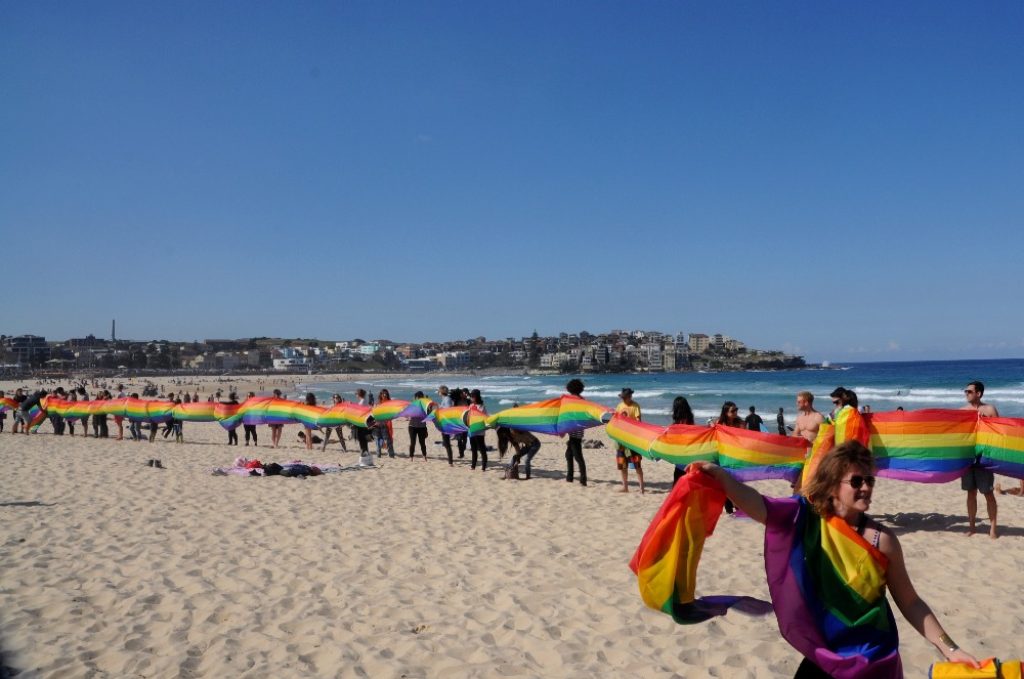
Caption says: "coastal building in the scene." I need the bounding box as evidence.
[2,335,50,366]
[688,333,710,353]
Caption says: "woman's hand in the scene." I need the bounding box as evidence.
[688,460,723,479]
[941,648,981,668]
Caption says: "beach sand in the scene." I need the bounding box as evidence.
[1,378,1022,677]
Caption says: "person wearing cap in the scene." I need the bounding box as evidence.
[614,388,645,493]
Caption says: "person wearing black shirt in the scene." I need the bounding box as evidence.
[744,406,764,432]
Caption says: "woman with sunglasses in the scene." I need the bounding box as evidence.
[715,401,743,513]
[691,442,979,677]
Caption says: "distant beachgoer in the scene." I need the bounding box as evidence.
[564,379,587,486]
[744,406,764,432]
[896,406,904,412]
[408,390,429,459]
[961,380,999,539]
[270,389,284,449]
[114,384,126,440]
[374,389,395,458]
[320,393,348,452]
[671,396,695,487]
[615,388,644,494]
[776,407,786,435]
[469,389,488,471]
[243,391,258,447]
[299,393,318,450]
[438,385,456,464]
[793,391,824,442]
[226,393,240,445]
[862,405,872,414]
[353,389,372,456]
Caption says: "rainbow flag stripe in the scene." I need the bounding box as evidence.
[214,402,243,430]
[606,413,664,457]
[172,401,217,422]
[315,402,372,428]
[239,397,296,426]
[802,423,835,488]
[649,424,718,466]
[122,398,149,421]
[466,407,488,437]
[867,409,978,483]
[976,417,1024,479]
[291,403,326,429]
[715,426,806,482]
[833,406,870,446]
[145,400,176,423]
[371,400,410,422]
[629,468,727,623]
[397,398,436,420]
[0,397,17,413]
[486,395,612,436]
[429,407,469,435]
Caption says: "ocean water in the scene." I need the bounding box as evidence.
[299,359,1024,427]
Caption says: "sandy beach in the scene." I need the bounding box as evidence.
[1,377,1023,678]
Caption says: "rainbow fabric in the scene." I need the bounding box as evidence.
[122,398,148,421]
[371,400,410,422]
[485,395,612,436]
[0,397,18,413]
[606,414,807,482]
[145,400,176,423]
[605,413,664,456]
[764,496,902,678]
[649,424,717,466]
[214,402,243,430]
[397,398,436,421]
[929,658,1022,679]
[466,407,488,437]
[428,407,469,435]
[832,406,871,447]
[714,425,807,481]
[172,401,217,423]
[629,467,727,622]
[868,409,978,483]
[240,397,294,426]
[976,417,1024,479]
[290,403,326,429]
[802,423,835,488]
[314,402,373,428]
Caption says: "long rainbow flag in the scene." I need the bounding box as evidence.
[0,397,18,413]
[371,399,410,422]
[290,403,327,429]
[714,425,807,482]
[867,409,978,483]
[976,417,1024,479]
[214,402,243,430]
[398,398,436,421]
[605,413,664,456]
[486,395,612,436]
[172,401,218,423]
[315,402,372,428]
[428,407,469,436]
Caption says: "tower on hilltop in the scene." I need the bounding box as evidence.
[112,319,116,342]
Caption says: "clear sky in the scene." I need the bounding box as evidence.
[2,2,1022,362]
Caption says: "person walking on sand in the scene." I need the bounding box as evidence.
[961,380,999,538]
[793,391,825,442]
[615,388,645,493]
[320,393,349,452]
[564,379,588,486]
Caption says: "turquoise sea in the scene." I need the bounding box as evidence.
[299,359,1024,427]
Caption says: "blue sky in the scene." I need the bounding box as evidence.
[2,2,1022,362]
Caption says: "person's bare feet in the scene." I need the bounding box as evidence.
[617,487,629,493]
[990,526,999,539]
[966,526,976,536]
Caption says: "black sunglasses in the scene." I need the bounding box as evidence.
[842,475,876,490]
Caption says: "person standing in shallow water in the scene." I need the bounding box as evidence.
[564,379,587,486]
[961,380,999,539]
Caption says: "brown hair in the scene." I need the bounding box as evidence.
[803,441,876,517]
[797,391,814,404]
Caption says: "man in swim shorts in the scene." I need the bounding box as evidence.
[615,388,644,494]
[961,380,999,538]
[792,391,824,443]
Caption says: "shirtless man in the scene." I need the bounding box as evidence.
[792,391,824,443]
[961,380,999,538]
